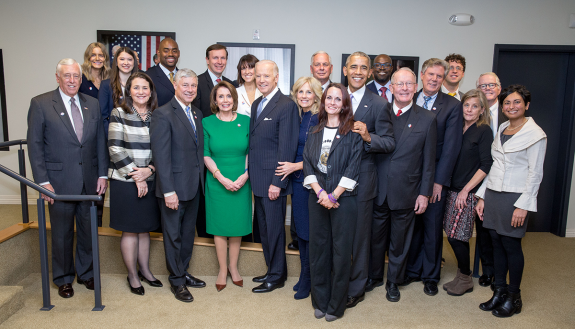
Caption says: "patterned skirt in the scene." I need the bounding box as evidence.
[443,190,479,242]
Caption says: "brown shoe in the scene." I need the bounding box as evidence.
[58,283,74,298]
[77,277,95,290]
[446,270,474,296]
[443,269,461,291]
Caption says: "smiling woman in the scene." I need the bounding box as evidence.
[79,42,110,99]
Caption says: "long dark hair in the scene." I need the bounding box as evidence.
[313,83,354,135]
[236,54,259,86]
[120,72,158,114]
[110,47,139,108]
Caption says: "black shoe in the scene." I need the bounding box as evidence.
[479,286,508,311]
[171,284,193,302]
[423,282,438,296]
[400,275,421,286]
[346,293,365,308]
[385,281,400,302]
[365,278,384,292]
[58,283,74,298]
[77,277,95,290]
[252,282,285,293]
[287,240,299,250]
[492,292,522,317]
[252,273,269,283]
[127,277,144,295]
[491,283,495,291]
[184,273,206,288]
[478,274,494,287]
[138,271,163,287]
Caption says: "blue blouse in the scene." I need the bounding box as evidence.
[292,111,318,182]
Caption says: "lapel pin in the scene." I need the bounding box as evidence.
[364,105,368,107]
[84,107,88,109]
[336,135,340,139]
[238,124,241,127]
[89,87,92,90]
[194,116,198,119]
[60,112,65,116]
[432,107,436,111]
[408,124,412,128]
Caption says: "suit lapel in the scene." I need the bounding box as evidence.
[155,66,176,93]
[328,128,344,156]
[172,98,198,144]
[430,91,444,115]
[252,90,281,130]
[203,70,214,90]
[354,90,372,122]
[78,93,90,144]
[394,105,421,152]
[52,89,80,145]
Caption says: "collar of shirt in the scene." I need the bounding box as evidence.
[58,88,83,130]
[372,80,392,98]
[175,97,197,129]
[347,85,366,113]
[417,91,438,109]
[207,69,222,86]
[441,84,459,95]
[393,101,413,116]
[261,87,279,111]
[321,80,331,92]
[159,63,177,80]
[490,101,499,114]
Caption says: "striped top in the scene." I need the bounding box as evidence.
[108,107,155,182]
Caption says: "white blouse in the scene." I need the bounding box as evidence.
[236,85,262,117]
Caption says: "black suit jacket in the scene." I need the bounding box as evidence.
[414,90,462,187]
[192,70,235,118]
[353,89,394,201]
[372,104,437,210]
[27,89,109,195]
[146,65,176,107]
[150,96,204,201]
[248,90,299,197]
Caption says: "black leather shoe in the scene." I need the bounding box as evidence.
[171,284,193,302]
[386,281,400,302]
[58,283,74,298]
[478,274,494,287]
[492,292,522,317]
[184,273,206,288]
[480,286,508,311]
[400,275,421,286]
[252,282,285,293]
[346,293,365,308]
[252,273,269,283]
[423,282,438,296]
[365,278,384,292]
[127,277,144,295]
[287,240,299,250]
[77,277,95,290]
[138,271,163,287]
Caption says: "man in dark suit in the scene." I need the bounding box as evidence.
[145,38,180,107]
[404,58,463,296]
[310,51,333,92]
[249,60,299,293]
[366,68,437,302]
[27,58,109,299]
[366,54,393,102]
[343,52,395,308]
[150,68,206,303]
[441,54,466,101]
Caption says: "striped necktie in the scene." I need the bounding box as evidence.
[256,97,267,119]
[185,106,197,142]
[423,96,432,110]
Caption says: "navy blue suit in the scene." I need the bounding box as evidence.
[146,65,176,107]
[79,74,99,99]
[98,79,114,138]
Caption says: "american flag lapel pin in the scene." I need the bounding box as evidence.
[84,107,88,110]
[60,112,65,116]
[364,105,368,107]
[432,107,437,111]
[408,124,412,128]
[336,135,340,139]
[238,124,241,127]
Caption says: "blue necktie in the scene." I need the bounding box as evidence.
[423,96,432,110]
[256,97,267,119]
[185,106,197,142]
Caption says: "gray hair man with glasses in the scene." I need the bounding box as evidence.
[367,54,393,101]
[366,67,437,302]
[477,72,504,137]
[310,51,333,92]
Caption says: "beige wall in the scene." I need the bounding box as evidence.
[1,0,575,233]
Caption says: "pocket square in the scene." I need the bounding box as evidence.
[264,118,272,121]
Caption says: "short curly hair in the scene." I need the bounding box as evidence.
[444,53,466,72]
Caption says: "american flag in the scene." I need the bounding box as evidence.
[108,34,167,71]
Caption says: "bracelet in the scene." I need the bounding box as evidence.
[148,166,155,174]
[316,189,324,198]
[328,193,337,203]
[244,168,248,173]
[213,169,220,178]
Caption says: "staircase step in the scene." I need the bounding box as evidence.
[0,286,24,325]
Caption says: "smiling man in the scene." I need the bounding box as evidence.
[477,72,505,138]
[146,38,180,106]
[367,54,393,102]
[441,54,466,100]
[310,51,333,92]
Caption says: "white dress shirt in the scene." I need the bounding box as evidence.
[207,69,222,86]
[159,63,177,81]
[321,80,331,93]
[348,85,366,114]
[261,87,279,112]
[416,91,438,110]
[489,102,500,138]
[393,101,413,116]
[236,85,262,117]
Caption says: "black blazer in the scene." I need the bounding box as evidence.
[372,104,437,210]
[150,96,204,201]
[354,89,394,201]
[79,74,99,99]
[192,70,235,118]
[27,89,109,195]
[303,127,363,197]
[98,79,115,137]
[248,90,299,197]
[414,90,462,187]
[146,65,176,107]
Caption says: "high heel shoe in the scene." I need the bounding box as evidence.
[138,271,163,287]
[216,283,226,292]
[127,277,145,295]
[228,268,243,287]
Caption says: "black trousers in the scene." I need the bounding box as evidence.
[489,229,524,293]
[48,186,93,287]
[309,195,357,317]
[448,238,471,275]
[254,196,287,284]
[196,169,213,238]
[370,199,416,284]
[348,198,374,297]
[475,216,494,276]
[159,194,199,286]
[406,188,446,283]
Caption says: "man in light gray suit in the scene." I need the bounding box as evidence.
[27,58,109,299]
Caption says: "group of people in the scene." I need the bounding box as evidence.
[26,38,546,322]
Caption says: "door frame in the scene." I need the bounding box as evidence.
[493,44,575,237]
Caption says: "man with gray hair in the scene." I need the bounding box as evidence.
[403,58,462,296]
[27,58,109,299]
[310,51,333,92]
[150,68,206,302]
[477,72,504,138]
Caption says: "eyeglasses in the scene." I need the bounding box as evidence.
[449,66,463,72]
[478,83,500,90]
[392,82,417,88]
[373,63,392,69]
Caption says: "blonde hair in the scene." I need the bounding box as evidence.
[290,76,322,117]
[81,42,110,82]
[462,89,491,127]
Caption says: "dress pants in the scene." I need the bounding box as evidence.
[254,196,287,284]
[309,195,357,317]
[160,195,199,286]
[406,188,446,283]
[196,169,212,238]
[475,216,494,276]
[48,186,93,287]
[348,198,374,297]
[370,199,416,284]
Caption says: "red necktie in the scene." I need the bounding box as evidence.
[396,109,402,117]
[216,78,221,83]
[379,86,389,101]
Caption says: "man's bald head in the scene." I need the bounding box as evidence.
[373,54,393,85]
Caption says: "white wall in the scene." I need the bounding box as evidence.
[1,0,575,232]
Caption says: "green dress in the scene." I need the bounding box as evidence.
[203,113,252,236]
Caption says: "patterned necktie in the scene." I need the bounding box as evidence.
[216,78,221,83]
[169,72,175,83]
[70,98,83,142]
[256,97,267,119]
[185,106,197,142]
[448,92,456,97]
[379,86,389,101]
[423,96,432,110]
[396,109,402,117]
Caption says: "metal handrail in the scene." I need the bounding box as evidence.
[0,140,104,311]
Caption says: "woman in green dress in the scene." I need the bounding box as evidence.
[203,81,252,292]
